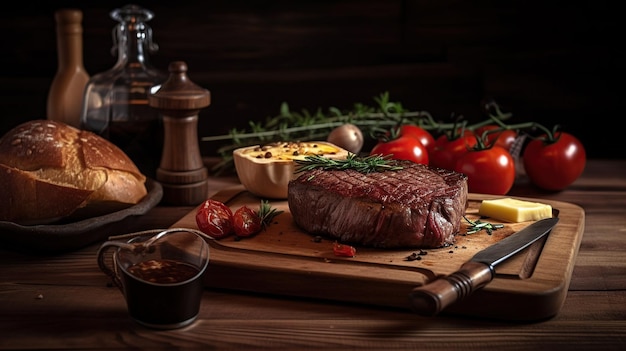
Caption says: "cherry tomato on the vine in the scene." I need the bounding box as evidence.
[233,205,262,237]
[196,199,234,239]
[475,125,518,152]
[523,132,586,191]
[370,135,429,165]
[454,145,516,195]
[430,131,477,170]
[398,124,435,153]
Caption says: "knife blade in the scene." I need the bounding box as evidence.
[409,217,559,316]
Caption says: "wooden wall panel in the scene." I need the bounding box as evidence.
[0,0,620,158]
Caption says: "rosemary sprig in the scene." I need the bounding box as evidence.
[202,92,521,175]
[294,153,403,174]
[204,92,452,175]
[257,200,284,230]
[463,216,504,235]
[201,92,443,144]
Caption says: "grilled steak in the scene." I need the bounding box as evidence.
[287,161,468,249]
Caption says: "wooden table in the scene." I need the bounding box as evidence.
[1,159,625,350]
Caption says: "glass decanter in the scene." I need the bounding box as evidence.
[80,4,167,178]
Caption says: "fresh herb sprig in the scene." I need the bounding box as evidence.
[203,92,453,175]
[463,216,504,235]
[202,92,442,144]
[295,153,403,174]
[257,200,284,230]
[201,92,544,176]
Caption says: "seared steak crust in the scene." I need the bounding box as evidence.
[287,161,468,249]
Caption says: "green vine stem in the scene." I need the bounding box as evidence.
[202,92,556,175]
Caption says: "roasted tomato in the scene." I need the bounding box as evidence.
[523,132,586,191]
[233,205,262,237]
[195,199,234,239]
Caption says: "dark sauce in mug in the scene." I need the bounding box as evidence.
[128,259,199,284]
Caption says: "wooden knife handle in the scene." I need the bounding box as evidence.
[409,261,494,316]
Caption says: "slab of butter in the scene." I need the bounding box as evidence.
[478,198,552,223]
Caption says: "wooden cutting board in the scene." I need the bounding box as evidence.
[171,185,585,321]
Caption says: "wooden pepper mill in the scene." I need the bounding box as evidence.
[148,61,210,205]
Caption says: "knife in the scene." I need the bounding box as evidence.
[409,217,559,316]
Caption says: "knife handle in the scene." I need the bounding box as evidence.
[409,261,494,316]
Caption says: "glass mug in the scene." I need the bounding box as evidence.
[97,228,209,329]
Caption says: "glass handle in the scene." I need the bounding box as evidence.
[97,241,133,290]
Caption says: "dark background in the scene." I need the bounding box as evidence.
[1,0,621,158]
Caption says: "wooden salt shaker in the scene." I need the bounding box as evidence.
[148,61,210,205]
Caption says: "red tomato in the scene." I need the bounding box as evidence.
[398,124,435,152]
[195,199,234,239]
[233,205,262,237]
[475,125,518,151]
[430,132,477,170]
[454,145,516,195]
[333,242,356,257]
[370,135,429,165]
[523,132,586,191]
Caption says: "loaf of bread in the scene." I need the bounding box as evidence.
[0,120,148,224]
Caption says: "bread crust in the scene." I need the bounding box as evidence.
[0,120,148,224]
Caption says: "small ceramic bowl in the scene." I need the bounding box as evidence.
[233,141,349,199]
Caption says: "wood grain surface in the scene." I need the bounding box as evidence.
[0,159,623,350]
[1,2,621,160]
[169,186,584,321]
